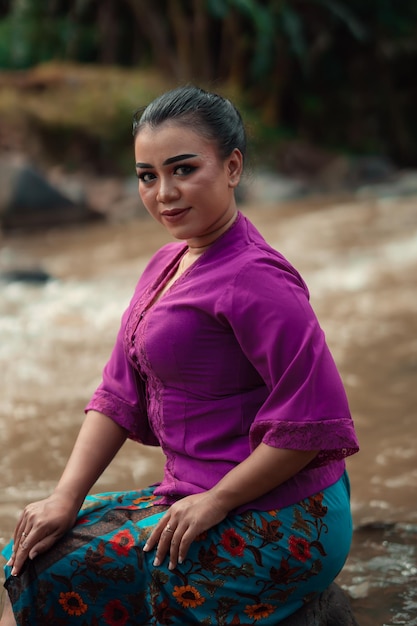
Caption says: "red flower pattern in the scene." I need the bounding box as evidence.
[289,535,312,562]
[109,529,135,556]
[220,528,246,557]
[11,486,332,624]
[102,599,129,626]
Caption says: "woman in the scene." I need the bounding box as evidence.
[1,86,359,625]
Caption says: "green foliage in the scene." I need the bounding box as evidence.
[0,0,416,164]
[0,64,171,173]
[215,0,276,77]
[0,0,98,69]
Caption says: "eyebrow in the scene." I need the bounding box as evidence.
[136,153,198,169]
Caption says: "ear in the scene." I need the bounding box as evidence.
[227,149,243,188]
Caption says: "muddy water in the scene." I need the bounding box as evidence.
[1,195,416,624]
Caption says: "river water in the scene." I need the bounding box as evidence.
[1,194,416,624]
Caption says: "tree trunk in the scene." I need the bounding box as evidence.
[122,0,176,76]
[191,0,211,83]
[218,9,248,89]
[167,1,193,81]
[97,0,119,65]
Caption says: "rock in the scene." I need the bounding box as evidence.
[350,155,396,185]
[280,583,360,626]
[274,140,398,196]
[245,170,307,204]
[81,175,148,221]
[0,156,103,230]
[0,268,52,283]
[356,169,417,199]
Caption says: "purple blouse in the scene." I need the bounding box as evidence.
[86,212,359,512]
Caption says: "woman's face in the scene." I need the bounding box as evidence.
[134,122,242,248]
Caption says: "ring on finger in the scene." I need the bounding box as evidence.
[22,532,28,538]
[165,524,175,534]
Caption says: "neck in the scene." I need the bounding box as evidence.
[186,211,238,257]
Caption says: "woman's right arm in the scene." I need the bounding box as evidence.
[8,410,127,576]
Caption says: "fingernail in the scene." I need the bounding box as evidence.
[6,558,13,566]
[29,551,38,560]
[143,543,149,552]
[153,557,160,567]
[168,561,174,570]
[11,567,17,576]
[178,556,183,564]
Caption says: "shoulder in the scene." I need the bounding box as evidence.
[230,213,309,295]
[206,215,312,323]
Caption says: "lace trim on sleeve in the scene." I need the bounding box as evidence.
[250,418,359,467]
[85,389,159,446]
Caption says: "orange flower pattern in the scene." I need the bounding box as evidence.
[58,591,88,616]
[245,602,275,621]
[5,484,338,625]
[173,585,206,608]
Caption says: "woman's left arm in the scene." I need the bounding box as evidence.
[145,259,356,569]
[144,444,318,570]
[211,443,319,510]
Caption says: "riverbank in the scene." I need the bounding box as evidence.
[1,189,417,623]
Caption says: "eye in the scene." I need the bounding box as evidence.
[174,164,196,176]
[137,171,156,183]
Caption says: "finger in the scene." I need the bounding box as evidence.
[153,522,177,567]
[13,503,37,551]
[20,531,30,550]
[175,525,202,566]
[11,528,59,576]
[28,532,62,560]
[146,525,164,550]
[143,515,171,552]
[5,551,15,567]
[11,542,32,575]
[13,512,26,545]
[11,527,32,561]
[165,523,181,570]
[11,525,44,575]
[168,530,181,570]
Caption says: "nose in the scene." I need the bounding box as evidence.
[156,177,180,204]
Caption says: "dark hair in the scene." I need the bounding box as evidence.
[132,86,246,164]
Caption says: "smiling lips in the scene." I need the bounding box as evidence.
[161,208,190,219]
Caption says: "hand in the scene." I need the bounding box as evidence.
[143,491,229,570]
[7,492,79,576]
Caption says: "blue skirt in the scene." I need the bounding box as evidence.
[2,473,352,625]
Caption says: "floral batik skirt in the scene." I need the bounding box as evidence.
[2,472,352,625]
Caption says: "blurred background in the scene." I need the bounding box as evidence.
[0,1,417,624]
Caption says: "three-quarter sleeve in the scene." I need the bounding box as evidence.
[225,257,359,466]
[85,241,187,447]
[85,305,159,446]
